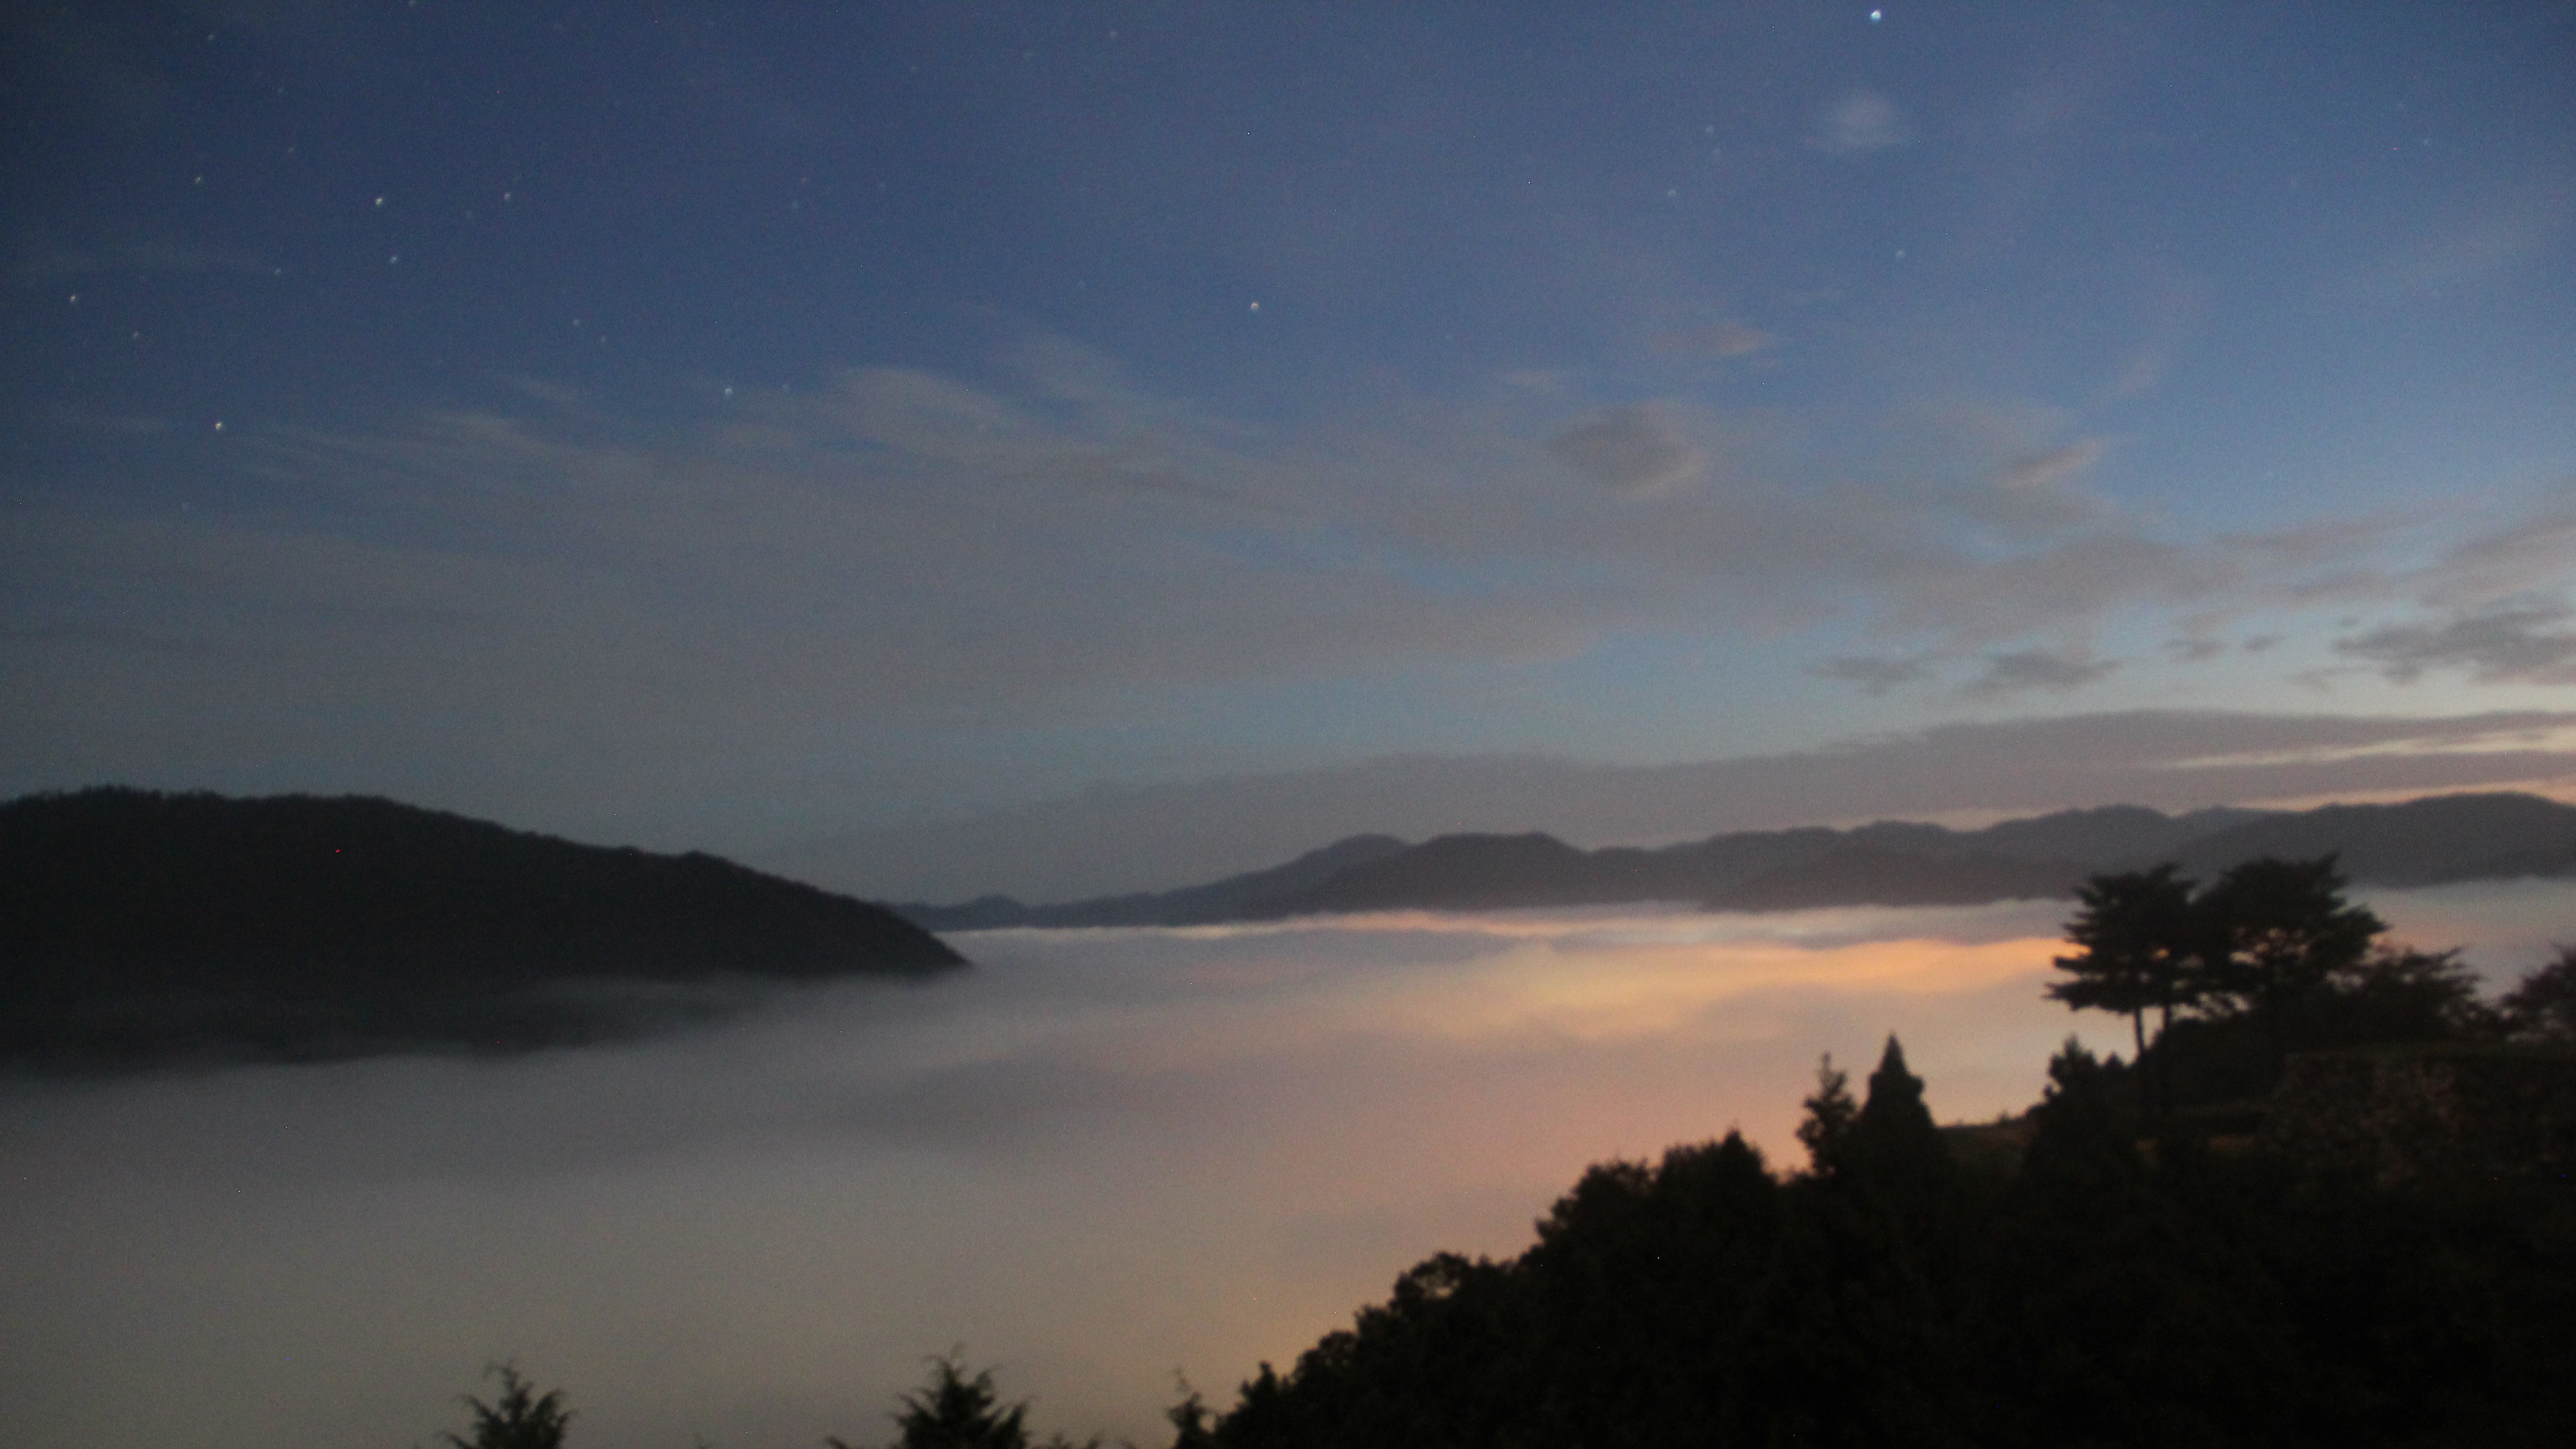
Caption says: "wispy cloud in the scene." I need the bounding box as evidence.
[1992,440,2105,493]
[2338,600,2576,686]
[1649,320,1773,359]
[1544,404,1706,498]
[1810,90,1914,155]
[1814,654,1935,696]
[1962,648,2119,698]
[2416,507,2576,610]
[16,242,267,284]
[2383,177,2576,291]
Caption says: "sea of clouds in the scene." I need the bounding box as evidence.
[2,883,2564,1449]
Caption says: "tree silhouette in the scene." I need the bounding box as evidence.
[1851,1034,1949,1196]
[1794,1052,1859,1177]
[1164,1380,1217,1449]
[832,1354,1101,1449]
[832,1355,1025,1449]
[2047,865,2203,1115]
[2500,944,2576,1039]
[441,1363,572,1449]
[2321,945,2498,1044]
[2197,855,2385,1071]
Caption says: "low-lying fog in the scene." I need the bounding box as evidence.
[4,884,2566,1449]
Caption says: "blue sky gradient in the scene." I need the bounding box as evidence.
[6,2,2574,888]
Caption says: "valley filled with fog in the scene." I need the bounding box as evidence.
[3,883,2565,1449]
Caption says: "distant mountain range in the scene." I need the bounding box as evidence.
[895,792,2576,931]
[1,788,962,1070]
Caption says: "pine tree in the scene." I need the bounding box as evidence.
[441,1364,572,1449]
[831,1356,1027,1449]
[1852,1034,1949,1196]
[1795,1052,1859,1177]
[833,1356,1102,1449]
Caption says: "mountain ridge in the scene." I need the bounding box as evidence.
[894,792,2576,931]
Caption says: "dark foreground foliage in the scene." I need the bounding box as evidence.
[1207,860,2576,1449]
[0,787,963,1068]
[1205,1038,2576,1449]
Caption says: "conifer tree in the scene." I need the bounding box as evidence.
[1795,1052,1859,1178]
[1852,1034,1949,1197]
[831,1356,1029,1449]
[441,1364,572,1449]
[833,1356,1102,1449]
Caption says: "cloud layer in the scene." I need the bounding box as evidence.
[7,886,2560,1449]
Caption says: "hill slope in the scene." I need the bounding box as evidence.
[1,788,964,1069]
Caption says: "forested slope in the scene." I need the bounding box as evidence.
[1,788,963,1069]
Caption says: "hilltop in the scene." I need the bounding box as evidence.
[0,788,963,1070]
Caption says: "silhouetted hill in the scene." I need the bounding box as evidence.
[898,833,1410,929]
[894,793,2576,930]
[1277,832,1608,912]
[1,788,963,1070]
[2170,792,2576,886]
[1964,803,2269,864]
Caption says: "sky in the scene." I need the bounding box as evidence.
[6,2,2576,896]
[4,883,2565,1449]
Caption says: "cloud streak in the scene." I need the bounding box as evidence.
[2340,601,2576,686]
[1811,90,1914,155]
[1963,647,2120,698]
[1545,404,1706,498]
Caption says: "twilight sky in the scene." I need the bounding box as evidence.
[7,2,2576,895]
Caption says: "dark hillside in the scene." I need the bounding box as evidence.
[1965,803,2272,864]
[1,788,963,1069]
[2171,792,2576,886]
[1206,1042,2576,1448]
[1274,832,1608,913]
